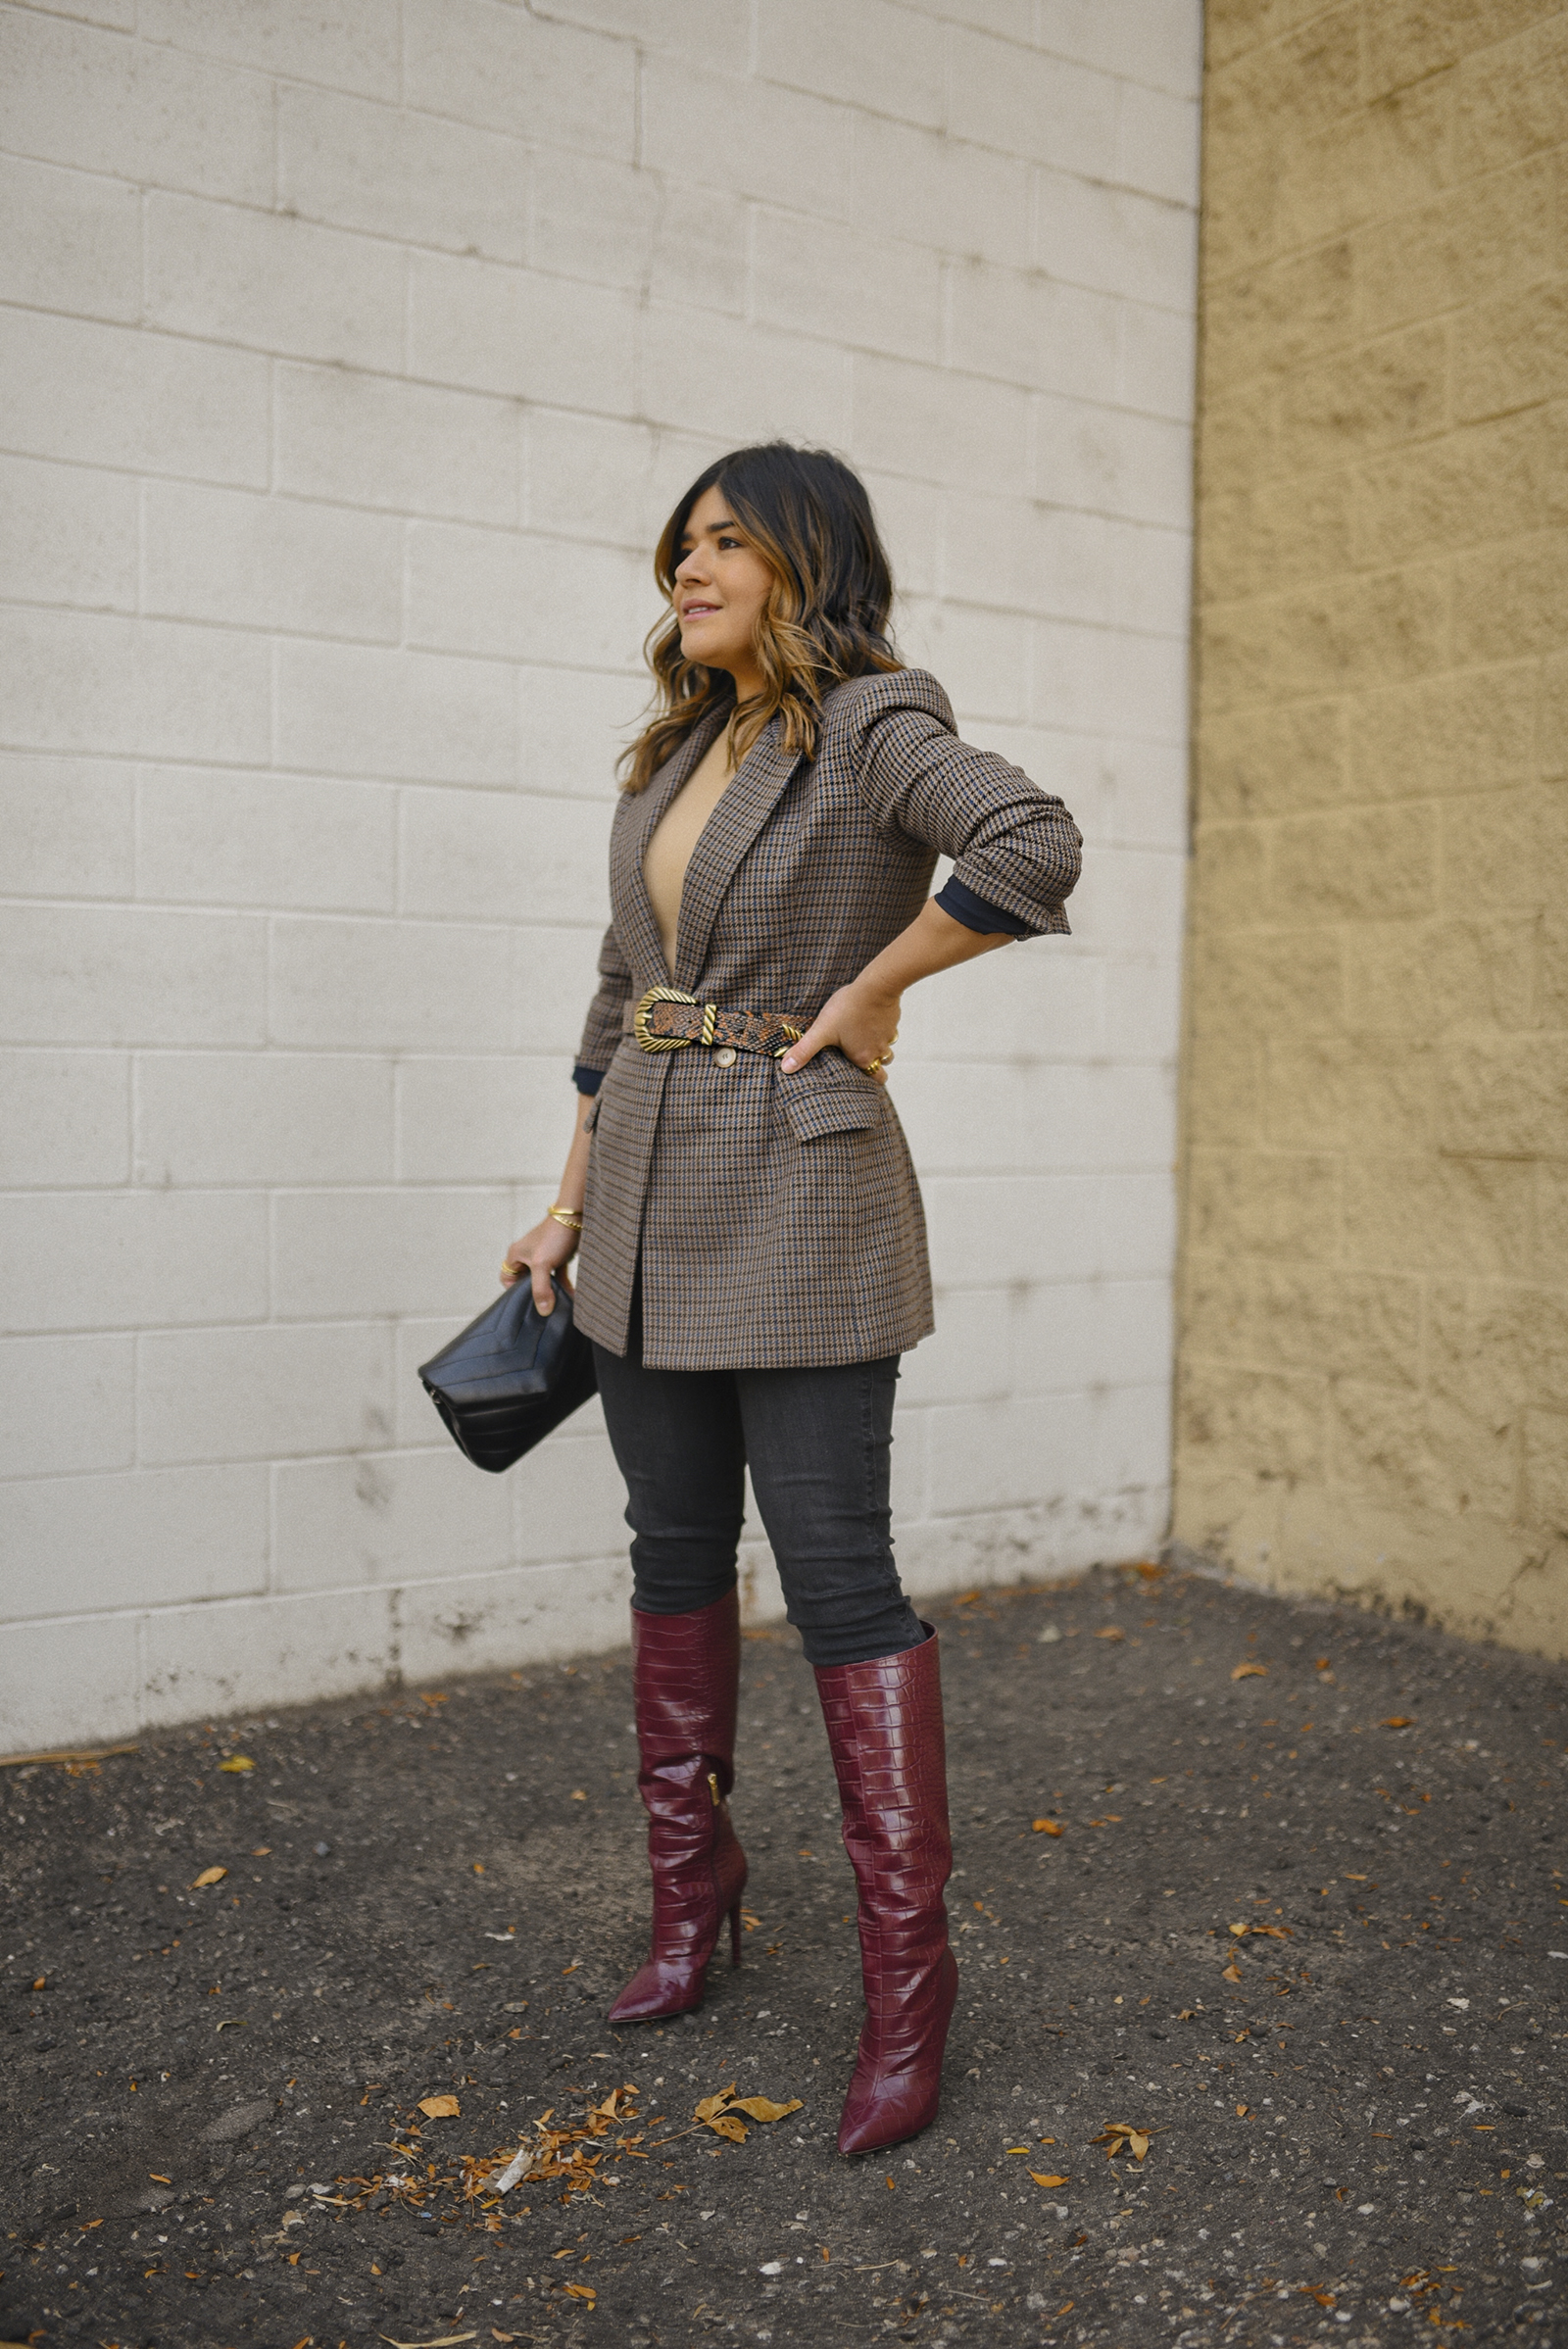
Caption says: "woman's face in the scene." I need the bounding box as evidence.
[671,484,773,697]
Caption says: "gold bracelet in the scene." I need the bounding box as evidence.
[548,1204,584,1231]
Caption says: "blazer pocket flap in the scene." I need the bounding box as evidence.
[776,1063,885,1143]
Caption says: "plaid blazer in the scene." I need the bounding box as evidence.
[571,667,1081,1370]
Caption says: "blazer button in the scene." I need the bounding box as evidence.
[713,1046,737,1068]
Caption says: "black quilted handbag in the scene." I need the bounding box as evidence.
[417,1275,598,1473]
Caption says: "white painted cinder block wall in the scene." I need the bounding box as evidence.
[0,0,1200,1749]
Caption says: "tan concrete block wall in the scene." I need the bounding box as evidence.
[1176,1,1568,1653]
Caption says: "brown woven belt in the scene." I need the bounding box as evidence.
[627,985,805,1059]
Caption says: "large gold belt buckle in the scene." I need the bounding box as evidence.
[634,985,716,1052]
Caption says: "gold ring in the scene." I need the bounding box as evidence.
[499,1262,515,1281]
[867,1057,883,1073]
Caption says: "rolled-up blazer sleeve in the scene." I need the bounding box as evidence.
[851,689,1082,936]
[572,921,633,1090]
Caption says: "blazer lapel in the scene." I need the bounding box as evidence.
[612,704,730,983]
[674,716,805,989]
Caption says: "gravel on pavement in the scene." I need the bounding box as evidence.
[4,1561,1566,2348]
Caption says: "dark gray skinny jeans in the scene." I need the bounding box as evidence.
[590,1275,923,1670]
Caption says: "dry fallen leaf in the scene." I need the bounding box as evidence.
[1382,1716,1413,1729]
[1032,1819,1063,1836]
[1221,1962,1242,1983]
[190,1866,226,1888]
[1093,2123,1152,2163]
[1236,2104,1250,2118]
[689,2083,803,2144]
[218,1755,254,1773]
[1232,1663,1267,1681]
[563,2283,596,2302]
[693,2085,751,2143]
[1095,1626,1125,1642]
[416,2094,461,2120]
[1031,2173,1070,2188]
[1229,1922,1248,1936]
[570,1789,587,1801]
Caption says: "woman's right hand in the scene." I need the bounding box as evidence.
[501,1215,579,1316]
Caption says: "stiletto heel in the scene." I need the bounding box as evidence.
[729,1899,743,1966]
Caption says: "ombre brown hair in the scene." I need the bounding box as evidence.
[618,442,903,794]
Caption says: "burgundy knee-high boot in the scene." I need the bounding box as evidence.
[815,1624,957,2156]
[609,1590,748,2024]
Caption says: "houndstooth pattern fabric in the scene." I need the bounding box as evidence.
[571,667,1082,1370]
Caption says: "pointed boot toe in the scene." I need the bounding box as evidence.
[608,1870,744,2023]
[609,1958,704,2025]
[835,1946,958,2155]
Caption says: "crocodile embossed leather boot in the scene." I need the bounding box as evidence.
[815,1624,957,2156]
[609,1590,748,2024]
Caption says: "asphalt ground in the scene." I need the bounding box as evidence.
[4,1562,1567,2349]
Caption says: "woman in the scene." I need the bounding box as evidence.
[502,443,1081,2157]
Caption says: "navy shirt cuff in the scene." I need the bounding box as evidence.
[935,877,1033,938]
[572,1062,606,1095]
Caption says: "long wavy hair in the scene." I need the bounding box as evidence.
[617,442,903,794]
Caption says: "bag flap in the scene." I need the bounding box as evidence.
[419,1276,564,1395]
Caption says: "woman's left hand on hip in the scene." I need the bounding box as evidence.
[779,980,899,1084]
